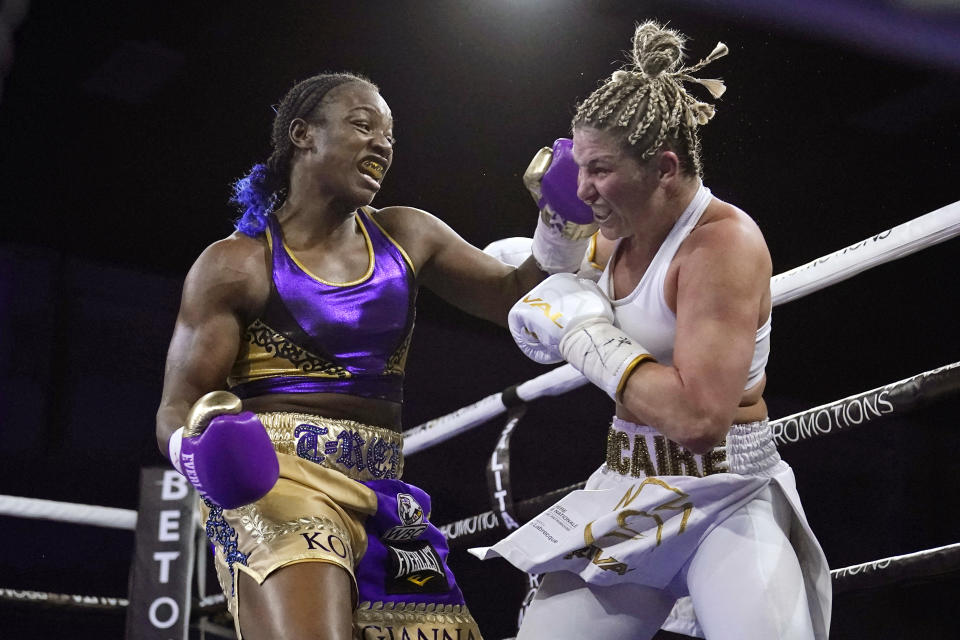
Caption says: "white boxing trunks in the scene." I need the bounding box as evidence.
[472,418,831,639]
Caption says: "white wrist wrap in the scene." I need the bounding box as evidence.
[559,320,655,401]
[576,233,604,283]
[167,426,185,475]
[532,211,597,274]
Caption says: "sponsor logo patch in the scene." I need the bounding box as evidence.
[385,541,449,595]
[382,523,428,542]
[382,492,428,542]
[397,493,424,526]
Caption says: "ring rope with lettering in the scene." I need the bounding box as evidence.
[1,360,955,536]
[401,199,960,456]
[429,360,960,550]
[0,588,129,612]
[2,198,959,622]
[6,540,957,615]
[771,361,960,445]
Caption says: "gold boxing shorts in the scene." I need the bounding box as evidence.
[199,412,482,640]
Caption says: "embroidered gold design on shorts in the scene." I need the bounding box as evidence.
[237,504,351,546]
[356,601,475,622]
[585,477,693,548]
[563,546,632,575]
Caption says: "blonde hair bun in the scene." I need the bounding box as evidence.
[631,21,686,78]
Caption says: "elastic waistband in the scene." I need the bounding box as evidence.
[232,374,403,403]
[258,412,404,481]
[605,417,780,478]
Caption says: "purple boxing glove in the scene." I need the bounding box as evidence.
[167,391,279,509]
[525,138,598,274]
[532,138,595,224]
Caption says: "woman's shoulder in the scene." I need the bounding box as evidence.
[695,198,767,252]
[365,204,471,274]
[365,205,434,229]
[195,231,269,274]
[365,204,446,246]
[185,231,271,308]
[680,197,771,279]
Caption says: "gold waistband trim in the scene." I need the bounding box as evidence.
[258,412,404,481]
[355,601,478,627]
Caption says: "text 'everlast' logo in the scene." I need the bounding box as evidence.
[385,542,449,595]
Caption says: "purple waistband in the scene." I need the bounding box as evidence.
[230,375,403,403]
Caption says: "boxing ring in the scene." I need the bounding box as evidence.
[1,196,959,638]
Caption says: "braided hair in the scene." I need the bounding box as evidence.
[231,72,375,236]
[572,21,728,177]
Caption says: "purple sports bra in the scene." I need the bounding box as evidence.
[227,208,416,403]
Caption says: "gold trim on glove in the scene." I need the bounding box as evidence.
[184,391,244,438]
[522,146,553,204]
[539,208,599,241]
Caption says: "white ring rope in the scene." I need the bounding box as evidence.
[404,198,960,455]
[771,361,960,446]
[2,200,958,529]
[5,542,957,612]
[403,360,589,455]
[0,494,136,530]
[771,198,960,306]
[0,588,129,610]
[8,356,941,537]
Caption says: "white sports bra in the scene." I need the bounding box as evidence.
[597,183,771,389]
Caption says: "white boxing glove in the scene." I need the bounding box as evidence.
[482,233,604,282]
[508,273,609,364]
[482,237,533,268]
[509,273,655,400]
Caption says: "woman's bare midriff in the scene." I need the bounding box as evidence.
[240,392,403,431]
[736,374,768,424]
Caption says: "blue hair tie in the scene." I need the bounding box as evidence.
[231,163,275,237]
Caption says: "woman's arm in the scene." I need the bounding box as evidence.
[375,206,547,327]
[155,235,267,454]
[618,207,771,453]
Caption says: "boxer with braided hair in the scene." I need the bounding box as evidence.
[156,72,588,639]
[574,21,727,177]
[476,21,831,639]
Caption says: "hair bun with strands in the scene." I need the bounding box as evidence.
[632,20,686,78]
[630,20,729,105]
[573,21,730,176]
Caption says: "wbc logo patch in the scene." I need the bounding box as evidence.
[383,492,428,542]
[397,493,424,525]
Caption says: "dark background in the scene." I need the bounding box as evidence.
[1,1,959,638]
